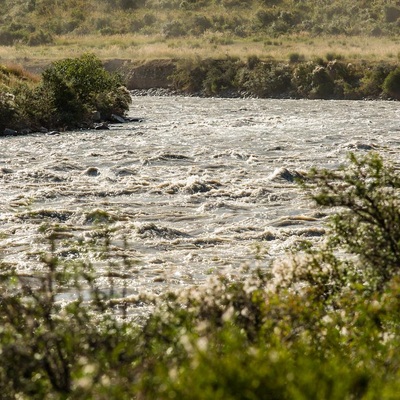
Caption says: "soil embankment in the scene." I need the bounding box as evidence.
[22,58,177,91]
[103,59,176,90]
[20,57,399,100]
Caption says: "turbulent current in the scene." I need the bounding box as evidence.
[1,97,400,311]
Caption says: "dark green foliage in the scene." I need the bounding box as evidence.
[43,53,121,106]
[172,57,241,95]
[169,58,396,99]
[0,22,51,46]
[384,5,400,23]
[161,20,187,38]
[360,63,391,97]
[39,53,131,127]
[288,52,305,63]
[0,91,16,131]
[201,58,241,95]
[0,54,131,132]
[309,64,335,98]
[12,83,58,130]
[27,29,53,46]
[238,61,292,97]
[0,24,28,46]
[382,66,400,99]
[0,240,139,398]
[303,152,400,288]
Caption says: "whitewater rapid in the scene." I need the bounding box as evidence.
[1,96,400,310]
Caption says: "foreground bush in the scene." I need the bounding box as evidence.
[1,152,400,398]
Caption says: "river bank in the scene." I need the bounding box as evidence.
[2,54,400,136]
[22,56,400,100]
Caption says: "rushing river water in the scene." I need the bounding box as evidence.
[1,97,400,310]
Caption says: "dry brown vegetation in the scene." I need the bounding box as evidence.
[1,0,400,68]
[1,34,400,70]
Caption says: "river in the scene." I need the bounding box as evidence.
[1,97,400,312]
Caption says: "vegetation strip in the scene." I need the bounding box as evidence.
[3,54,400,134]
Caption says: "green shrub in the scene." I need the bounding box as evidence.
[162,20,187,38]
[310,64,335,98]
[303,152,400,288]
[384,5,400,23]
[172,57,242,94]
[0,91,16,131]
[359,63,391,97]
[0,26,27,46]
[382,66,400,99]
[238,61,292,97]
[255,8,277,28]
[201,57,241,95]
[12,83,58,130]
[40,53,131,127]
[27,29,53,46]
[190,15,212,35]
[288,52,305,63]
[291,61,317,97]
[0,237,139,398]
[0,54,131,131]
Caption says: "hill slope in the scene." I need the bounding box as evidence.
[1,0,400,46]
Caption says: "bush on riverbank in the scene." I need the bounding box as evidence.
[1,152,400,398]
[0,53,131,133]
[170,56,397,99]
[2,54,400,134]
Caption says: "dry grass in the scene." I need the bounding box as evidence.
[0,34,399,71]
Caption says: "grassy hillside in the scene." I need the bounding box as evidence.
[0,0,399,69]
[2,0,400,43]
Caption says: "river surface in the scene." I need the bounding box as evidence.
[1,97,400,311]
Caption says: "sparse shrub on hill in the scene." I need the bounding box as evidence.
[0,23,28,46]
[26,29,53,46]
[162,20,187,38]
[4,0,400,38]
[384,5,400,23]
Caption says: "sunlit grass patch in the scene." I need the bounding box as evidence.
[0,34,399,68]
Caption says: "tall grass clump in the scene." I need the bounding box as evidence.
[1,152,400,398]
